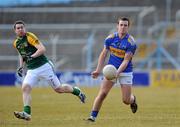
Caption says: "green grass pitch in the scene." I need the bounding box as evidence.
[0,86,180,127]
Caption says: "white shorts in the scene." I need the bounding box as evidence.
[23,63,61,89]
[110,72,133,85]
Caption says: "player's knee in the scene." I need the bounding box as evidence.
[22,84,31,93]
[54,87,64,93]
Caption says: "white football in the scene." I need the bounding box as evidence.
[102,65,117,80]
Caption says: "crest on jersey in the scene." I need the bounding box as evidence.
[24,41,28,47]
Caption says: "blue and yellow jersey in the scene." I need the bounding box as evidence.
[105,32,137,72]
[13,32,48,69]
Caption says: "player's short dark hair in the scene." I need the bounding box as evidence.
[13,20,25,29]
[118,17,130,26]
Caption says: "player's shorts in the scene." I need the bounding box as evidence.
[23,62,61,89]
[110,72,133,85]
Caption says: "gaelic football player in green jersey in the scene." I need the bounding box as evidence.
[13,20,86,121]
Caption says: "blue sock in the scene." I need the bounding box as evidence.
[91,111,99,118]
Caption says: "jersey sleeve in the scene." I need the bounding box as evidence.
[13,39,17,49]
[26,32,40,46]
[126,35,137,54]
[104,33,114,50]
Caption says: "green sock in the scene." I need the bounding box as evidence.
[24,105,31,115]
[72,87,80,96]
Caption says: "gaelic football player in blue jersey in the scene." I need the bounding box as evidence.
[13,20,86,121]
[87,17,138,122]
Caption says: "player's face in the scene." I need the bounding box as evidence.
[117,20,129,35]
[15,24,26,37]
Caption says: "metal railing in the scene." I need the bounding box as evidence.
[0,6,163,71]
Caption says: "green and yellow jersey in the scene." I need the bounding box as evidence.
[13,32,48,69]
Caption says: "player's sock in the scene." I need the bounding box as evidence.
[91,111,99,118]
[72,87,80,96]
[87,111,98,122]
[24,105,31,115]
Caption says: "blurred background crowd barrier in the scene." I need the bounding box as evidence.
[0,0,180,87]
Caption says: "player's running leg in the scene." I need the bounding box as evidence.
[54,84,86,103]
[87,79,113,122]
[14,84,32,121]
[121,85,138,113]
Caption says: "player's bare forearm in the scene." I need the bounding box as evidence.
[31,49,44,58]
[117,60,129,74]
[96,54,105,72]
[117,52,133,75]
[96,48,108,73]
[31,43,46,58]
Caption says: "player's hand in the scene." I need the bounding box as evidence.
[17,67,23,77]
[91,71,100,79]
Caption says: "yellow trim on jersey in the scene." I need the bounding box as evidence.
[26,32,40,46]
[109,46,125,58]
[127,35,135,45]
[106,33,115,40]
[13,39,18,48]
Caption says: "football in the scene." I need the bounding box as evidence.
[102,64,117,80]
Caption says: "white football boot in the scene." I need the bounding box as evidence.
[14,111,31,121]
